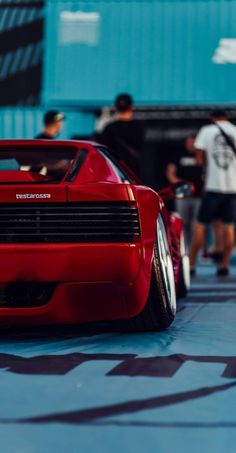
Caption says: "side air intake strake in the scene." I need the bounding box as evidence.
[0,201,140,243]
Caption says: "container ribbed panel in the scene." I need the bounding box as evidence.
[43,0,236,105]
[0,108,95,138]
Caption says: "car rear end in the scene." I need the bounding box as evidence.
[0,184,146,326]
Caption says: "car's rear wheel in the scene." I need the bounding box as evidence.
[130,215,176,332]
[177,231,190,298]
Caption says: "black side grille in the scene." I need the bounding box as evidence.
[0,201,140,243]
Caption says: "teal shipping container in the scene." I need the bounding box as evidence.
[43,0,236,106]
[0,109,95,139]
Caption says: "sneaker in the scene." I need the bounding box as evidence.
[216,268,229,276]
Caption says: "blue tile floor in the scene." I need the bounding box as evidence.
[0,260,236,453]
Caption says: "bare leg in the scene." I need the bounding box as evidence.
[190,222,206,269]
[219,224,235,270]
[212,220,224,253]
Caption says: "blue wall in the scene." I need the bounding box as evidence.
[0,108,95,139]
[43,0,236,106]
[3,0,236,139]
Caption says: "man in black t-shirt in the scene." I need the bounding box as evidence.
[166,134,204,245]
[35,110,65,140]
[98,94,145,179]
[34,110,67,178]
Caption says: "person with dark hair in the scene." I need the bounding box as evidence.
[190,109,236,276]
[34,110,68,177]
[166,134,204,246]
[35,110,65,140]
[115,93,133,112]
[98,93,145,178]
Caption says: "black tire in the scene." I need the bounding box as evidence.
[125,215,177,332]
[177,232,190,298]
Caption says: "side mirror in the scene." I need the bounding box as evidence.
[159,181,195,202]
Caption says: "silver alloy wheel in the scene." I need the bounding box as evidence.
[180,232,190,290]
[156,215,176,315]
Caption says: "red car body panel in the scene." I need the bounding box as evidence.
[0,140,184,326]
[168,212,184,294]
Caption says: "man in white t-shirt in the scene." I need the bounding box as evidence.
[190,109,236,276]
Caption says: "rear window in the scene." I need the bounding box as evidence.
[96,146,132,183]
[0,146,86,183]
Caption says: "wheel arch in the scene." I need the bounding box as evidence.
[123,186,173,318]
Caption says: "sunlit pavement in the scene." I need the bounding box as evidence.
[0,260,236,453]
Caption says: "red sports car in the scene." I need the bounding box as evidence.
[0,140,190,331]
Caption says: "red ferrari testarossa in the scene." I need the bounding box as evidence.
[0,140,191,331]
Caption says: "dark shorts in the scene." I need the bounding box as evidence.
[197,192,236,225]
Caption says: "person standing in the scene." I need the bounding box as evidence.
[34,110,67,177]
[98,93,145,179]
[190,109,236,276]
[166,134,203,246]
[35,110,65,139]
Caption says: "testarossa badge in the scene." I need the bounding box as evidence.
[16,193,51,199]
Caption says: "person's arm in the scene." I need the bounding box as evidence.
[45,160,70,175]
[166,163,181,184]
[194,148,205,166]
[194,127,207,166]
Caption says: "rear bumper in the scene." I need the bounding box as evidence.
[0,243,141,284]
[0,277,149,326]
[0,243,149,326]
[0,281,127,326]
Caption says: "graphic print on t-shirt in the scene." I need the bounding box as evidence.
[212,133,235,170]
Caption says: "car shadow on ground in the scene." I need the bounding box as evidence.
[0,322,119,341]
